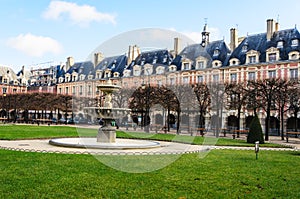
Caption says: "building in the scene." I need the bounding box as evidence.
[2,18,300,134]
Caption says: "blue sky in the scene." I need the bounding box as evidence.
[1,0,300,71]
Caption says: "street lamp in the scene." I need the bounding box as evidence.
[3,93,7,123]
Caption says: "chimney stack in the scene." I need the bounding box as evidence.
[127,45,140,65]
[174,37,181,56]
[230,28,238,51]
[267,19,275,41]
[66,56,74,71]
[94,52,104,67]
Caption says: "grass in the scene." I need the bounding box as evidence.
[0,124,298,198]
[0,124,287,148]
[0,149,299,198]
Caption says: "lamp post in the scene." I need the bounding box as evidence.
[3,93,7,123]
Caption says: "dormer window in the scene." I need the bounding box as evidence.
[152,56,157,64]
[277,41,284,48]
[242,43,248,52]
[111,60,117,69]
[169,65,177,72]
[156,67,164,75]
[134,69,140,76]
[141,58,145,66]
[266,47,279,62]
[289,51,300,60]
[292,39,299,47]
[198,61,205,69]
[249,56,256,63]
[113,72,119,77]
[183,62,190,70]
[229,58,240,66]
[213,48,220,57]
[268,53,276,62]
[163,55,168,63]
[212,60,222,68]
[246,50,260,64]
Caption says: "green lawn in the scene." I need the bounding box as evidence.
[0,149,299,198]
[0,124,299,198]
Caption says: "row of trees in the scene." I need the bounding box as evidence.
[0,93,94,123]
[115,78,300,140]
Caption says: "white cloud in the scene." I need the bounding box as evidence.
[42,0,116,27]
[7,33,63,57]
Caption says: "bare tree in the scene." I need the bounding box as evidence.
[225,82,248,137]
[248,78,284,141]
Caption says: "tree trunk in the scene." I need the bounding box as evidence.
[280,106,284,140]
[265,107,271,141]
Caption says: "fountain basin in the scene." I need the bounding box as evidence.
[49,138,161,149]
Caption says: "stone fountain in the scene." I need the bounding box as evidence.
[49,80,160,150]
[96,80,127,143]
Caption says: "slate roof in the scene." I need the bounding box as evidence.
[228,28,300,65]
[95,54,127,77]
[126,49,174,75]
[65,61,94,81]
[177,40,231,69]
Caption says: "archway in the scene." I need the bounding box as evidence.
[227,115,238,129]
[266,116,280,136]
[286,117,300,131]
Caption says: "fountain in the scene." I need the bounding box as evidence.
[49,80,160,150]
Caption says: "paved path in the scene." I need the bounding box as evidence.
[0,137,298,155]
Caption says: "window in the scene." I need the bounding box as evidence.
[290,69,298,80]
[242,45,248,52]
[59,88,62,94]
[72,86,76,95]
[213,74,219,82]
[183,63,190,70]
[291,53,298,60]
[66,87,69,94]
[292,39,298,47]
[79,86,83,95]
[152,56,157,64]
[157,80,162,87]
[230,73,237,82]
[277,41,283,48]
[197,61,204,69]
[141,58,145,66]
[183,77,189,84]
[2,87,7,94]
[169,78,175,85]
[249,56,256,64]
[268,53,277,62]
[197,75,204,83]
[213,49,220,57]
[268,70,276,79]
[88,85,91,95]
[248,72,256,81]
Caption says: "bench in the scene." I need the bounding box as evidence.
[233,129,249,139]
[286,132,300,142]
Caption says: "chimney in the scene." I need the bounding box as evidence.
[94,52,104,67]
[66,56,74,71]
[127,45,140,65]
[230,28,238,51]
[275,21,280,32]
[174,37,181,56]
[267,19,275,41]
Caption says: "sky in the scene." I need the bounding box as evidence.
[1,0,300,71]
